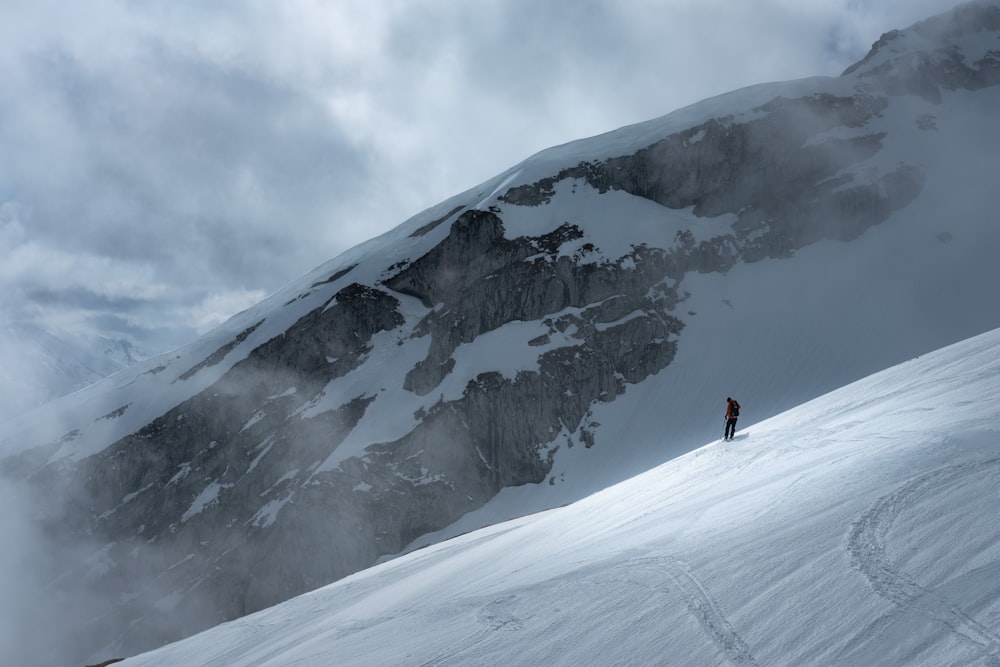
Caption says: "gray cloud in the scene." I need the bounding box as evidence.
[0,0,958,354]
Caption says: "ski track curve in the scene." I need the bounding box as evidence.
[629,555,759,667]
[845,456,1000,665]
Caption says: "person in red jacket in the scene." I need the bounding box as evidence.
[724,397,741,441]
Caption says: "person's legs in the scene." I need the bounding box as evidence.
[725,419,737,439]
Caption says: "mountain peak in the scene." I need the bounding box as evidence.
[843,0,1000,92]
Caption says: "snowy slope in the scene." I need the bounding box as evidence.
[121,326,1000,666]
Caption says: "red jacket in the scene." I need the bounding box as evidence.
[726,399,740,420]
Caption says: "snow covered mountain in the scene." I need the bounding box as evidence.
[121,324,1000,666]
[2,1,1000,663]
[0,323,145,425]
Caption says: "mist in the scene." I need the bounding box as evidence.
[0,309,400,663]
[0,470,131,665]
[0,379,280,663]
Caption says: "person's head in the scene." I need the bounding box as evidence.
[726,397,732,402]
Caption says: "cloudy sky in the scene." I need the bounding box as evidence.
[0,0,954,356]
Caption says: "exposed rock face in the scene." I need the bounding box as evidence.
[383,210,685,492]
[386,212,682,394]
[6,4,1000,661]
[44,211,689,651]
[501,92,923,263]
[31,282,405,645]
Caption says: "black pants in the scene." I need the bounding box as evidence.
[725,418,738,440]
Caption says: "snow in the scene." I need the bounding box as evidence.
[167,463,193,486]
[99,483,154,520]
[249,497,291,529]
[439,319,558,396]
[121,326,1000,666]
[181,482,229,523]
[498,178,731,255]
[241,441,270,474]
[473,168,522,210]
[508,75,855,186]
[304,311,433,475]
[240,411,266,432]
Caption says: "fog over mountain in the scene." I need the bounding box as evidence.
[0,0,953,419]
[1,1,999,664]
[0,325,144,424]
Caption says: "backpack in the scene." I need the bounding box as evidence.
[731,401,740,417]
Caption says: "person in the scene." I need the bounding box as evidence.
[724,397,740,441]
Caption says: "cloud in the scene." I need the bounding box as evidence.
[0,0,964,358]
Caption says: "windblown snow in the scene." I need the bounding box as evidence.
[122,326,1000,666]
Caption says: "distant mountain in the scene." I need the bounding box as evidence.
[0,323,145,424]
[121,325,1000,667]
[2,1,1000,663]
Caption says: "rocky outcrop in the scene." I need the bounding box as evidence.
[381,209,685,483]
[386,212,682,395]
[501,92,923,263]
[844,2,1000,99]
[37,282,405,649]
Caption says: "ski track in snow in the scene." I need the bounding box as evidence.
[415,596,524,667]
[845,456,1000,665]
[629,555,759,667]
[411,552,758,667]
